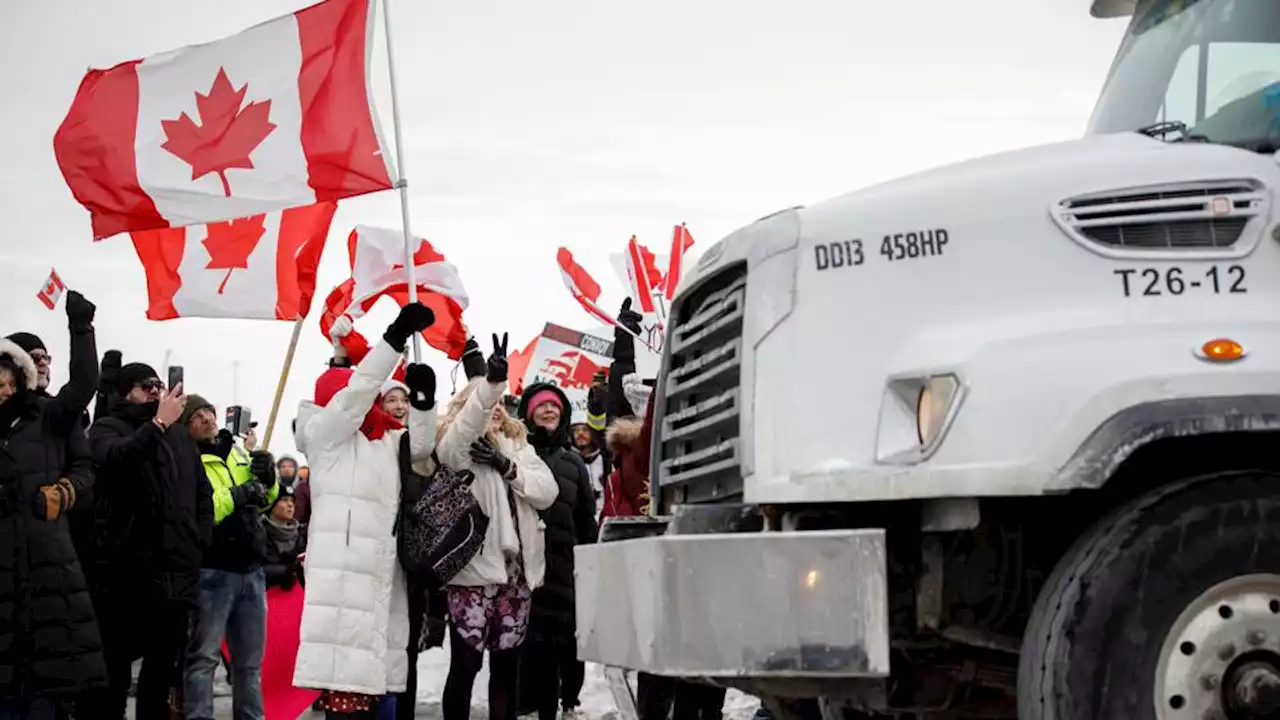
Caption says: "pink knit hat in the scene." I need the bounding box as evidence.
[527,388,564,414]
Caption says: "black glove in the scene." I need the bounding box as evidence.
[404,363,436,411]
[469,436,514,478]
[461,336,486,380]
[486,333,509,383]
[66,290,96,329]
[383,303,436,353]
[95,350,123,420]
[250,450,276,486]
[215,429,235,458]
[618,297,643,335]
[614,298,641,363]
[232,482,267,509]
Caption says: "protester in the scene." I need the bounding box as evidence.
[85,363,212,720]
[435,336,558,720]
[569,415,606,504]
[0,295,105,719]
[182,393,280,720]
[380,373,418,720]
[516,383,598,720]
[381,377,410,422]
[600,300,652,523]
[277,455,299,486]
[293,464,312,526]
[292,304,439,719]
[263,484,306,591]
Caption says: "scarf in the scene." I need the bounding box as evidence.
[313,366,403,441]
[264,515,300,554]
[104,395,159,427]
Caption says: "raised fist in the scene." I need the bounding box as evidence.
[384,303,436,352]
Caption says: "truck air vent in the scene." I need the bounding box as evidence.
[1052,180,1268,257]
[654,263,747,511]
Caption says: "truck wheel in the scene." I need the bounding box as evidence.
[1018,471,1280,719]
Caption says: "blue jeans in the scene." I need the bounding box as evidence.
[0,699,57,720]
[184,567,267,720]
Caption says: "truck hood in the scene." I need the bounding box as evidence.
[681,132,1274,295]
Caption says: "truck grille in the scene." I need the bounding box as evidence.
[655,263,747,511]
[1055,181,1265,251]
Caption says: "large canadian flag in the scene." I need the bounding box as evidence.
[130,202,337,320]
[54,0,394,241]
[320,226,470,360]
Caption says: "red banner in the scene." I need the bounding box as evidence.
[223,586,318,720]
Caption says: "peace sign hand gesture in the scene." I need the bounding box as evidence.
[486,333,509,384]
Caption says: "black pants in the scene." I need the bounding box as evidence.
[671,682,726,720]
[395,583,430,720]
[635,675,726,720]
[518,640,585,720]
[79,596,190,720]
[443,626,520,720]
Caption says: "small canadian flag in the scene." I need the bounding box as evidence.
[37,269,66,310]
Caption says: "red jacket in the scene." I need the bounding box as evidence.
[600,391,654,523]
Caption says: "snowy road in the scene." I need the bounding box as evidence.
[146,635,761,719]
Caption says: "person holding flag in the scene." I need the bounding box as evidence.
[291,304,439,718]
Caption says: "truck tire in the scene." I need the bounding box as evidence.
[1018,470,1280,719]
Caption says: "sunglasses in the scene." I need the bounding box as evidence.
[29,352,52,366]
[136,379,166,392]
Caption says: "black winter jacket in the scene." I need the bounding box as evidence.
[518,383,598,644]
[87,401,213,605]
[0,321,105,700]
[262,518,306,591]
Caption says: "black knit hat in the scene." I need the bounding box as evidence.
[114,362,160,396]
[6,332,45,354]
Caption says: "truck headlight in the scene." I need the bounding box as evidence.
[876,373,964,464]
[916,375,960,447]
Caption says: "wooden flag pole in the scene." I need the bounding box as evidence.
[261,315,306,452]
[380,0,423,363]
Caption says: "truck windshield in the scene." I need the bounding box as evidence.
[1087,0,1280,151]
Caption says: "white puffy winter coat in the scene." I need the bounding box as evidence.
[438,379,558,588]
[292,340,436,695]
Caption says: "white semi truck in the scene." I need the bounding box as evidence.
[575,0,1280,717]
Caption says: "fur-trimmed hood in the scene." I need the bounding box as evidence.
[0,338,38,391]
[606,416,644,455]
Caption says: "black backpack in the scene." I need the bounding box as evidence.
[395,433,489,585]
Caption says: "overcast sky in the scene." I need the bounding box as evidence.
[0,0,1127,462]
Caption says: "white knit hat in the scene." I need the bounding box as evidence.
[381,378,409,397]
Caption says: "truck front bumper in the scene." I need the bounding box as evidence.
[574,529,891,677]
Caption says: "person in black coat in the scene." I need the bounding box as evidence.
[0,294,105,719]
[515,382,597,720]
[82,363,212,720]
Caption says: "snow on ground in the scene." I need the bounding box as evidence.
[416,634,760,720]
[139,638,762,719]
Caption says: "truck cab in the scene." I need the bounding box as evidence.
[576,0,1280,717]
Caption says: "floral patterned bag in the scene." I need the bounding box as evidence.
[395,434,489,584]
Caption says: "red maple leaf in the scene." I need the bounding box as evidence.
[161,68,277,197]
[204,214,267,294]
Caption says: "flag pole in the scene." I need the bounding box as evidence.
[261,315,305,453]
[380,0,422,363]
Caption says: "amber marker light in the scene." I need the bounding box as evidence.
[1195,338,1246,363]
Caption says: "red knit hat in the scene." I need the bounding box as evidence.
[314,366,403,440]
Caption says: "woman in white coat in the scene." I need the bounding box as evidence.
[292,304,438,719]
[436,335,558,720]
